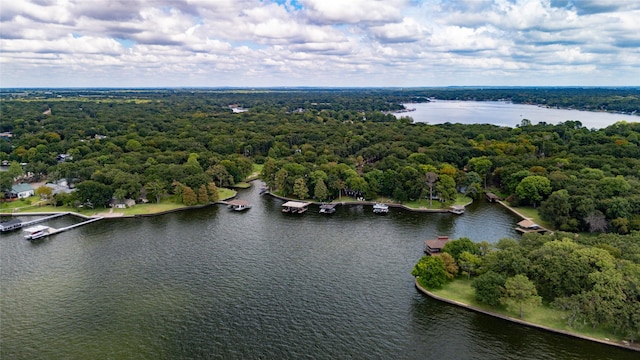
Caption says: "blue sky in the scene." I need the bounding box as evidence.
[1,0,638,88]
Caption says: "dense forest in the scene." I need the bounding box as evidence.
[1,88,639,234]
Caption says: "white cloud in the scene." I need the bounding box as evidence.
[0,0,638,87]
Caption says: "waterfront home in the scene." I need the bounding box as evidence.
[424,236,450,255]
[9,183,35,199]
[109,198,136,209]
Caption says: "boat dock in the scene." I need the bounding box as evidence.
[18,212,68,228]
[23,216,103,240]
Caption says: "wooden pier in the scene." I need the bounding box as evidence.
[18,213,68,228]
[24,216,103,240]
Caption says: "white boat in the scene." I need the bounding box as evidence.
[319,204,336,214]
[23,225,53,240]
[227,200,251,211]
[373,203,389,214]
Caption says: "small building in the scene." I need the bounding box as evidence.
[56,153,73,162]
[282,201,311,214]
[10,183,35,199]
[109,199,136,209]
[424,236,450,255]
[44,182,75,196]
[515,219,547,233]
[0,218,23,232]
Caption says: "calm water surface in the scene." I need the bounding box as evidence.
[397,100,637,129]
[1,185,637,359]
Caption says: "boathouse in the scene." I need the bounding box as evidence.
[281,201,311,214]
[424,236,450,255]
[319,203,336,214]
[485,192,500,202]
[0,218,22,232]
[515,219,547,233]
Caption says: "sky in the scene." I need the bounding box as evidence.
[1,0,639,88]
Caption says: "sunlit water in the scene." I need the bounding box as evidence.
[396,100,636,129]
[1,186,637,359]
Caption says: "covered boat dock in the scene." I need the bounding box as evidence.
[282,201,311,214]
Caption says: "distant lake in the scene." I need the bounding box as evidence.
[396,100,637,129]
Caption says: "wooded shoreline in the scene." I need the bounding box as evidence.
[414,278,640,352]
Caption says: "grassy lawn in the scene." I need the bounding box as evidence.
[246,163,263,181]
[430,278,625,342]
[509,206,554,229]
[403,194,472,210]
[1,188,237,217]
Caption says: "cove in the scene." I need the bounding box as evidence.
[1,184,637,359]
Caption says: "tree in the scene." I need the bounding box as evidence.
[467,157,492,188]
[207,182,219,203]
[7,161,23,180]
[435,174,457,204]
[182,186,197,206]
[197,184,209,204]
[293,177,309,200]
[442,237,480,262]
[207,164,234,187]
[411,256,448,289]
[314,178,329,201]
[516,175,551,208]
[501,274,542,319]
[472,271,507,307]
[425,171,437,208]
[539,189,572,229]
[458,251,483,279]
[440,252,459,279]
[145,181,165,204]
[35,185,53,200]
[75,180,112,208]
[275,168,289,195]
[584,211,607,233]
[0,172,13,192]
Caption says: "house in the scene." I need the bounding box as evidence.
[10,183,35,199]
[424,236,451,255]
[56,153,73,162]
[44,182,75,196]
[109,199,136,208]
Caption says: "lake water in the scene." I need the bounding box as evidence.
[1,185,637,359]
[396,100,637,129]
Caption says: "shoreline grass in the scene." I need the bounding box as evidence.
[1,188,237,217]
[429,278,632,345]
